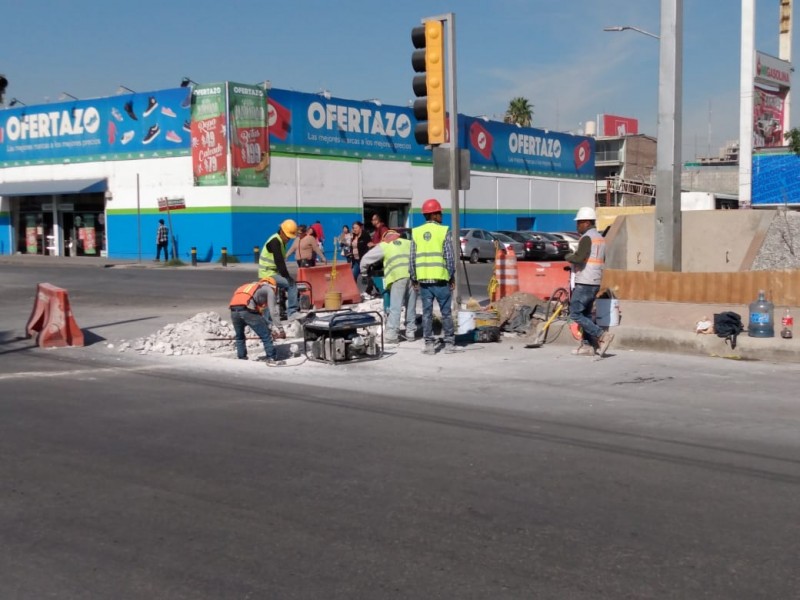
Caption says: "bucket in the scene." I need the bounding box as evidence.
[324,291,343,310]
[594,298,620,327]
[456,311,476,335]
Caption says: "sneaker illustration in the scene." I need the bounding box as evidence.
[143,96,158,118]
[124,101,137,121]
[254,151,270,173]
[161,106,176,118]
[143,124,160,144]
[111,107,124,122]
[121,131,135,145]
[180,89,192,109]
[183,119,191,133]
[165,130,182,143]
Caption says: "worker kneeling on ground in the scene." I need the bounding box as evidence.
[564,206,614,358]
[258,219,302,322]
[360,229,417,344]
[229,280,285,366]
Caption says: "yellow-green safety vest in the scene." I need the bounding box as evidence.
[412,222,449,281]
[381,238,412,287]
[258,233,285,279]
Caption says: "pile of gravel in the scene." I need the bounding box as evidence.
[752,209,800,270]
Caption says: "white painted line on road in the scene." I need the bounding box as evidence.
[0,364,174,382]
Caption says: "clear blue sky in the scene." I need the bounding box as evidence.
[2,0,793,159]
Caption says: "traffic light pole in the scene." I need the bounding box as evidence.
[429,13,461,309]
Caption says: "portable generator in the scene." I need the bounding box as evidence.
[303,309,384,364]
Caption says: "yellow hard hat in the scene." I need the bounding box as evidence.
[280,219,298,238]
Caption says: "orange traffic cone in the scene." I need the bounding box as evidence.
[493,246,520,300]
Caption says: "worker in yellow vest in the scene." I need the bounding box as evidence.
[410,199,457,355]
[258,219,301,321]
[228,280,284,366]
[360,229,417,344]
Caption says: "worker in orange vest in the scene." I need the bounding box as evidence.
[229,280,285,366]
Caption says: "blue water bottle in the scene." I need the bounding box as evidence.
[748,289,774,338]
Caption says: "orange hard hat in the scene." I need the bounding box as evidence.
[382,229,401,242]
[421,198,442,215]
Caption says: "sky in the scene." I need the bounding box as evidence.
[1,0,794,160]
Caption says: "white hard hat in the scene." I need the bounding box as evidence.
[574,206,597,221]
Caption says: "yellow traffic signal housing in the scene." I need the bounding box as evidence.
[411,20,446,145]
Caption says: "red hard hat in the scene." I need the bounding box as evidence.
[421,198,442,215]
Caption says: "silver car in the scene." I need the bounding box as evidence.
[490,231,525,258]
[459,228,497,263]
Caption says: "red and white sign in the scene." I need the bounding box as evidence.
[602,114,639,137]
[157,197,186,212]
[755,51,792,88]
[753,86,786,148]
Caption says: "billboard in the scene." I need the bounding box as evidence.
[228,83,269,187]
[752,152,800,205]
[0,88,192,167]
[753,86,786,148]
[602,114,639,136]
[190,83,228,186]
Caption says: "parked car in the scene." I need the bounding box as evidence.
[459,228,497,263]
[535,232,571,259]
[490,232,525,258]
[495,230,547,260]
[549,231,580,253]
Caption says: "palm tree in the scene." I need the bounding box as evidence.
[504,97,534,127]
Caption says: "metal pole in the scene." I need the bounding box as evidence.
[654,0,683,272]
[444,12,461,309]
[779,0,792,137]
[739,0,755,209]
[136,173,141,263]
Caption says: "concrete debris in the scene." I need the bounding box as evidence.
[752,210,800,271]
[113,302,390,359]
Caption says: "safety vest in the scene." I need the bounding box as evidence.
[258,233,285,279]
[381,238,412,287]
[573,228,606,286]
[412,221,449,281]
[229,281,269,314]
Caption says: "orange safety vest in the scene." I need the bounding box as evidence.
[229,281,269,314]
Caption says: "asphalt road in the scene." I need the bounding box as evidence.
[2,260,800,599]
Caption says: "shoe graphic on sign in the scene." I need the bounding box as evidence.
[469,120,494,159]
[574,139,591,170]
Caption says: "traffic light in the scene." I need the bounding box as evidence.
[411,20,445,145]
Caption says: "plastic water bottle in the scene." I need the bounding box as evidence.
[781,308,794,339]
[748,289,774,338]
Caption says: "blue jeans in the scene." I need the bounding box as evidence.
[419,282,454,345]
[569,283,603,345]
[230,307,276,360]
[270,273,298,316]
[386,278,418,339]
[351,260,361,282]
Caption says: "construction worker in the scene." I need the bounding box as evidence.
[410,199,457,355]
[565,206,614,358]
[258,219,301,321]
[360,229,417,344]
[228,280,284,366]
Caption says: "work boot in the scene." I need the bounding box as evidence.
[422,341,436,355]
[443,343,462,354]
[597,332,615,358]
[266,358,286,367]
[571,344,595,357]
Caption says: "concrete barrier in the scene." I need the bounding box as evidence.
[25,283,85,347]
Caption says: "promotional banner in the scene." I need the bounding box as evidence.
[191,83,228,186]
[463,117,595,179]
[753,86,786,148]
[752,152,800,205]
[267,89,428,162]
[602,114,639,136]
[0,88,192,167]
[228,82,269,187]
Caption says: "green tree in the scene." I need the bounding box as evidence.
[784,128,800,155]
[504,97,534,127]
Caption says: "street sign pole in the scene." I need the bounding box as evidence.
[445,12,461,309]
